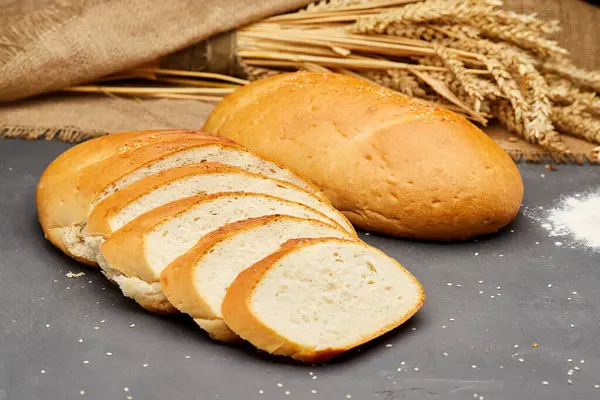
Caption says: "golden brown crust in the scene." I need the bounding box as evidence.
[36,130,225,252]
[100,196,202,282]
[221,237,425,363]
[204,72,524,240]
[161,215,346,322]
[85,163,241,237]
[103,192,343,284]
[86,163,354,238]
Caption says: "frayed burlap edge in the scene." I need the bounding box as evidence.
[1,123,598,164]
[0,124,106,142]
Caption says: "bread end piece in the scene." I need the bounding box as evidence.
[222,238,425,363]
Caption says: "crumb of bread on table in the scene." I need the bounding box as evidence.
[65,271,85,278]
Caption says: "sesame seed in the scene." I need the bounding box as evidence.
[442,325,446,328]
[83,360,89,364]
[285,390,290,395]
[471,365,477,369]
[447,283,452,286]
[127,397,132,400]
[397,367,402,372]
[259,390,264,395]
[386,344,392,348]
[474,252,479,256]
[124,387,129,392]
[401,361,405,365]
[80,390,85,395]
[346,395,352,399]
[567,370,574,376]
[309,372,313,375]
[312,376,317,380]
[542,381,548,385]
[185,356,191,359]
[535,241,539,244]
[41,370,46,374]
[568,380,573,385]
[500,366,504,369]
[548,284,552,288]
[514,345,519,348]
[478,280,483,284]
[78,339,83,343]
[443,352,448,356]
[490,295,495,299]
[106,352,112,356]
[45,324,50,328]
[570,324,575,328]
[311,390,317,394]
[142,364,148,367]
[449,318,455,321]
[473,394,478,398]
[572,292,578,295]
[574,366,580,371]
[479,291,484,294]
[567,359,572,362]
[130,324,136,328]
[277,383,283,388]
[580,360,584,364]
[100,320,105,323]
[93,327,99,330]
[594,385,599,389]
[496,286,501,290]
[414,367,419,372]
[365,232,370,236]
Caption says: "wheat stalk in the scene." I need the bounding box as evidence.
[70,0,600,158]
[552,103,600,144]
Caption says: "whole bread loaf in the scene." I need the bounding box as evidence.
[203,72,524,240]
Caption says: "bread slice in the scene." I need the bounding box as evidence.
[60,139,325,264]
[37,130,221,263]
[98,193,346,313]
[85,163,354,241]
[161,216,353,341]
[221,238,425,362]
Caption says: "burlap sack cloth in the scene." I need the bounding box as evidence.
[1,0,599,161]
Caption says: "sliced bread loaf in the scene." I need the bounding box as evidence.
[37,130,221,263]
[91,139,322,208]
[221,238,425,362]
[99,193,346,313]
[85,163,354,241]
[161,216,353,341]
[59,139,324,264]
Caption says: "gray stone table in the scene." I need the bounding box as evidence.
[0,139,598,400]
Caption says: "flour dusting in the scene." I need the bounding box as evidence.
[532,190,600,250]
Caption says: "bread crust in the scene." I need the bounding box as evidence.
[86,163,355,237]
[37,130,225,256]
[204,72,524,240]
[101,192,343,283]
[221,237,425,363]
[161,216,349,341]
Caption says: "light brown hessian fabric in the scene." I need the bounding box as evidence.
[0,0,312,102]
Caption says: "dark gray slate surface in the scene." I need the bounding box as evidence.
[0,139,599,400]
